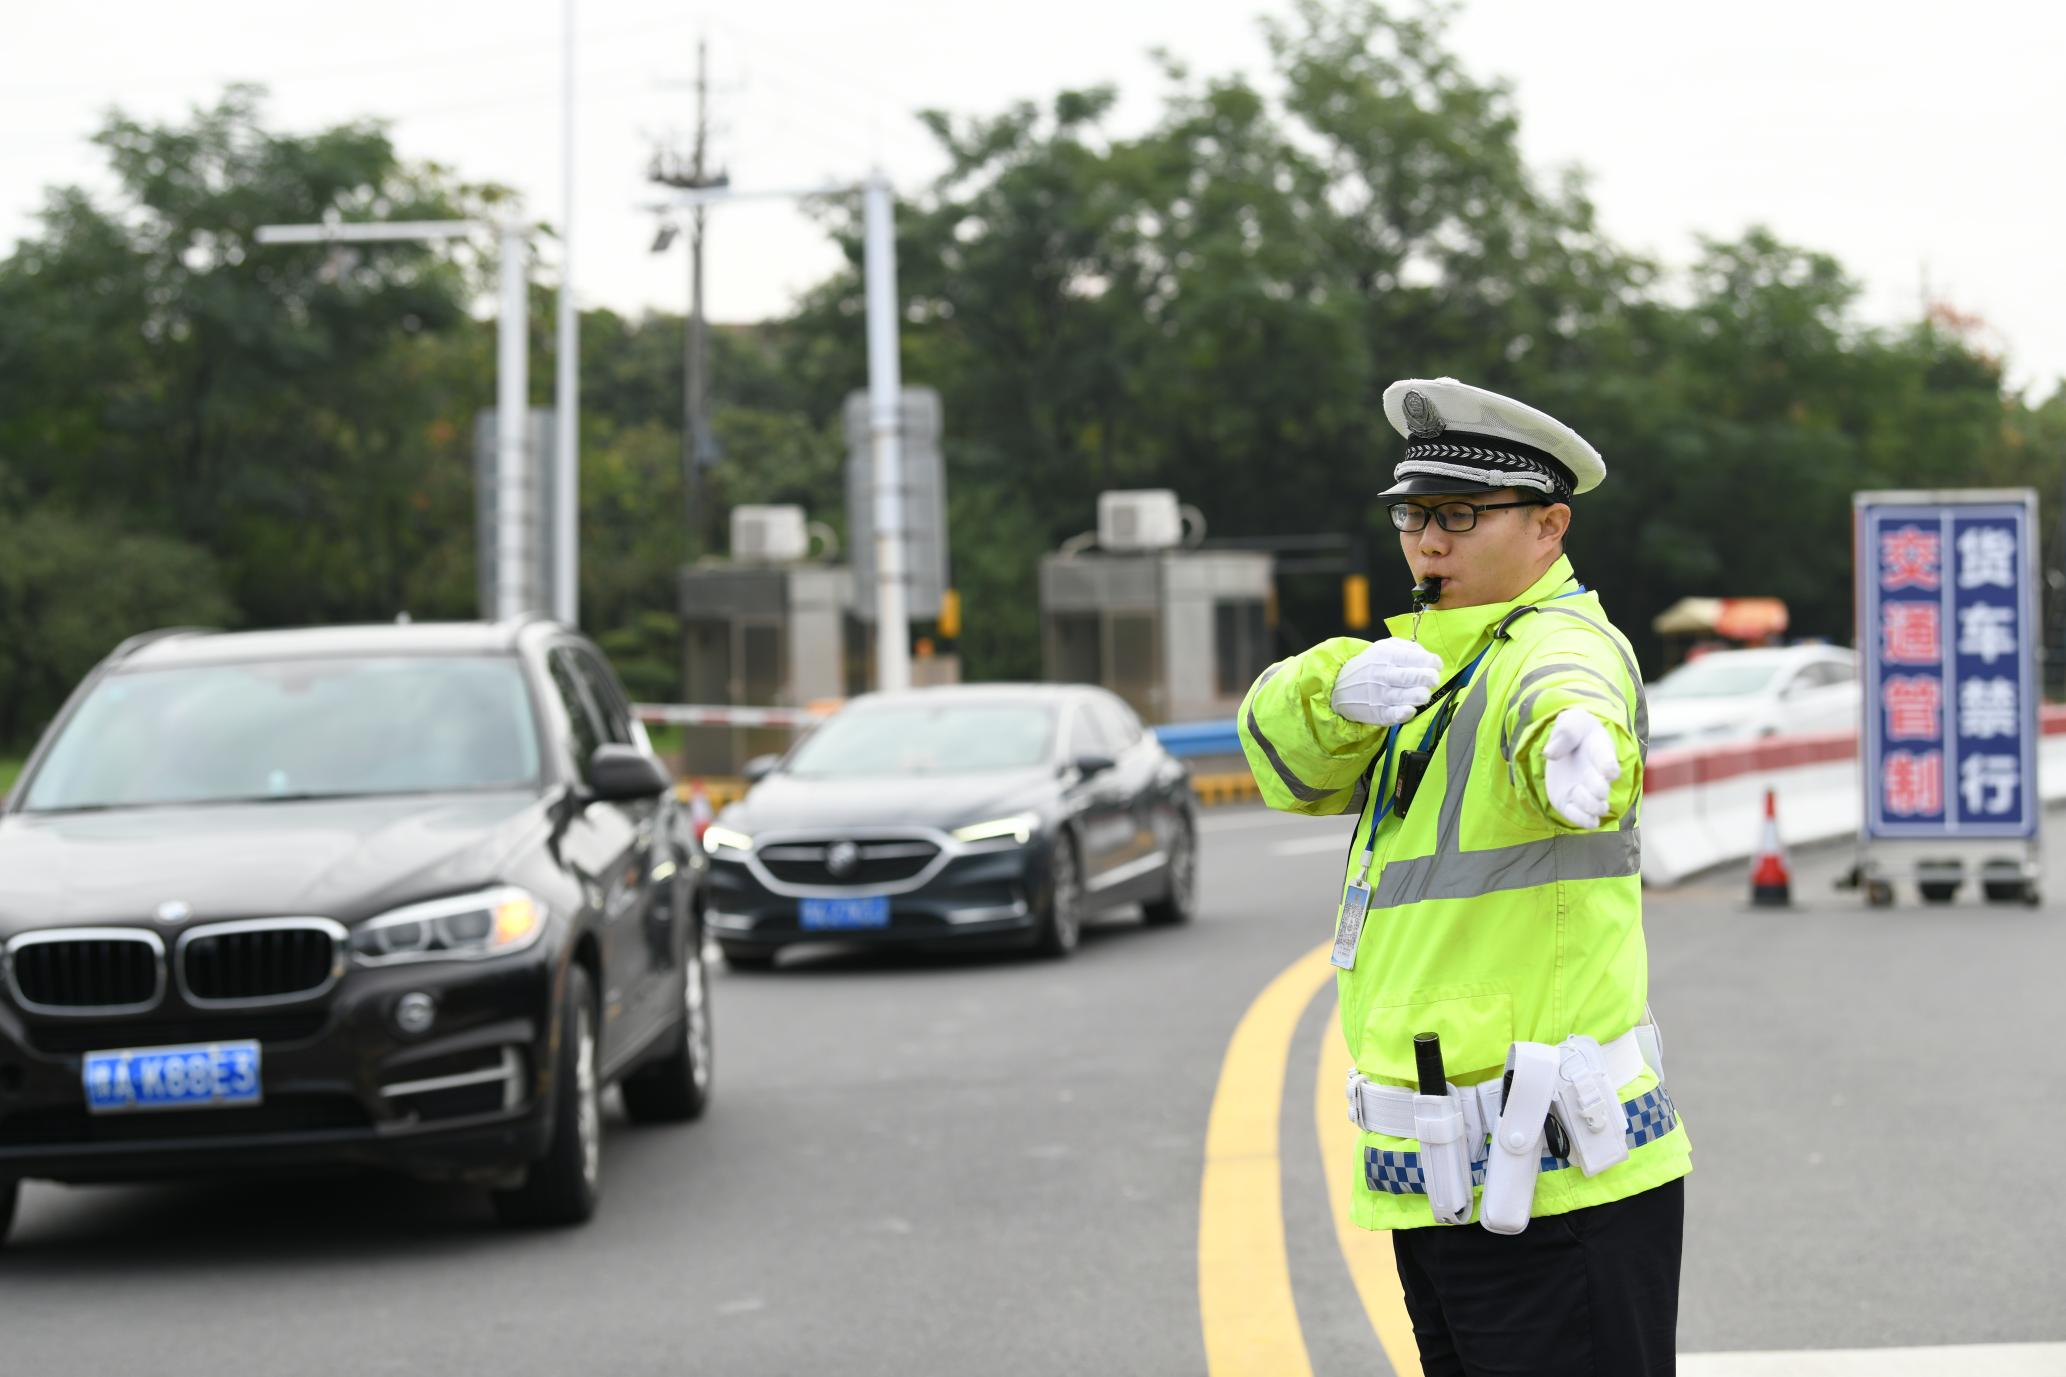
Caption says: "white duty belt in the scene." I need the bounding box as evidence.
[1344,1024,1667,1233]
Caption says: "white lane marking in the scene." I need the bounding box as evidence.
[1087,851,1168,892]
[1680,1344,2066,1375]
[1270,834,1353,857]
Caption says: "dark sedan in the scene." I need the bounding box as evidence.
[703,684,1198,966]
[0,619,713,1244]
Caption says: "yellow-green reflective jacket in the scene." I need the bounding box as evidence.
[1237,556,1691,1231]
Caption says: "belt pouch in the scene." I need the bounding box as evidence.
[1481,1041,1558,1235]
[1552,1035,1631,1177]
[1412,1091,1473,1226]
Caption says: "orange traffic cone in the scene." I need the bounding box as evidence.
[1749,788,1791,907]
[688,778,714,842]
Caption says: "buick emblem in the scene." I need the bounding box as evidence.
[825,841,862,879]
[154,900,192,926]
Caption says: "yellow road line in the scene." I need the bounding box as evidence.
[1198,941,1334,1376]
[1315,1029,1424,1375]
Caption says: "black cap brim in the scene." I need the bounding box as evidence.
[1377,473,1508,499]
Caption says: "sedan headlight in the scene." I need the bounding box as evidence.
[703,825,754,855]
[351,886,546,965]
[952,813,1038,845]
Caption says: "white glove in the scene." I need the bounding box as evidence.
[1543,707,1622,829]
[1330,638,1443,726]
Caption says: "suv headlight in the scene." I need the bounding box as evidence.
[351,885,546,965]
[952,813,1037,845]
[703,825,754,855]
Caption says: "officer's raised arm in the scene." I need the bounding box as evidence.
[1501,621,1646,831]
[1237,636,1422,815]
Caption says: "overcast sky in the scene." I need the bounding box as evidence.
[5,1,2061,394]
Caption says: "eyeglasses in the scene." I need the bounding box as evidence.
[1387,499,1544,534]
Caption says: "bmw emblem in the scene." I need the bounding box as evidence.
[825,841,861,879]
[155,900,192,926]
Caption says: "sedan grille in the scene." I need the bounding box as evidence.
[8,934,161,1011]
[758,839,940,888]
[182,923,341,1004]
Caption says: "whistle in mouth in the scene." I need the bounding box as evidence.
[1410,576,1443,640]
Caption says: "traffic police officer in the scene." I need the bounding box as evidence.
[1238,378,1690,1375]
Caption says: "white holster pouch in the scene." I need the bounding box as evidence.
[1413,1090,1475,1226]
[1480,1041,1557,1235]
[1552,1034,1631,1178]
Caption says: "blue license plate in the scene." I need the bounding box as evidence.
[83,1041,262,1114]
[799,895,891,931]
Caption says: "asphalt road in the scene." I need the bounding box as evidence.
[3,805,2062,1375]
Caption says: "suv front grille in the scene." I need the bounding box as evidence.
[7,933,162,1011]
[758,839,940,888]
[181,923,342,1004]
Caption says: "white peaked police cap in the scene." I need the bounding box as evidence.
[1378,377,1605,500]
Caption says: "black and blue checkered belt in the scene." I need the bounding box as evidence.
[1365,1085,1679,1196]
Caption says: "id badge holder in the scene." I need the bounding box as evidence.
[1330,877,1372,970]
[1331,736,1392,972]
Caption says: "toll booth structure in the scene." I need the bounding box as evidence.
[678,563,852,776]
[1038,548,1274,726]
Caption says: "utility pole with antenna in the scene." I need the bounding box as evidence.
[649,37,729,556]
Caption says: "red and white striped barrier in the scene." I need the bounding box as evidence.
[1640,706,2066,886]
[633,702,831,730]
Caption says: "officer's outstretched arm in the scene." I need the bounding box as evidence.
[1237,638,1389,816]
[1503,635,1644,832]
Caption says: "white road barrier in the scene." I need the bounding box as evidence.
[633,702,830,730]
[1641,706,2066,886]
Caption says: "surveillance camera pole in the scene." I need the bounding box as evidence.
[641,173,911,691]
[254,216,535,621]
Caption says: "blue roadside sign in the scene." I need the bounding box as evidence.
[1856,490,2040,840]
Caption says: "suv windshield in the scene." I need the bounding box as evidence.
[1649,658,1785,701]
[21,656,542,812]
[785,702,1056,778]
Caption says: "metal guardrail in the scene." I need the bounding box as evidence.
[1150,720,1242,759]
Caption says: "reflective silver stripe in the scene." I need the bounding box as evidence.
[1374,827,1641,905]
[1528,607,1650,754]
[1511,660,1621,701]
[1244,663,1334,804]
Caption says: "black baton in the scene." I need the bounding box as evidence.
[1414,1032,1446,1097]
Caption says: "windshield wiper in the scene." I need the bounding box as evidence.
[30,791,396,813]
[21,803,136,815]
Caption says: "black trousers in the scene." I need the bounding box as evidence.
[1390,1177,1684,1377]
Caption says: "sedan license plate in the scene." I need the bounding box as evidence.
[83,1041,262,1114]
[799,895,891,931]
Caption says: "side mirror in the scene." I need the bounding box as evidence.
[1070,754,1117,779]
[742,753,782,786]
[588,743,672,801]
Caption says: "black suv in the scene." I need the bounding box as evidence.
[0,618,712,1241]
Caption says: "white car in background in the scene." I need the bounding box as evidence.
[1645,645,1859,752]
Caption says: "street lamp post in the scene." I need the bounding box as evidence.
[253,216,536,621]
[642,175,912,692]
[554,0,579,626]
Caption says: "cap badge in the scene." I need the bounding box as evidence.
[1402,389,1445,439]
